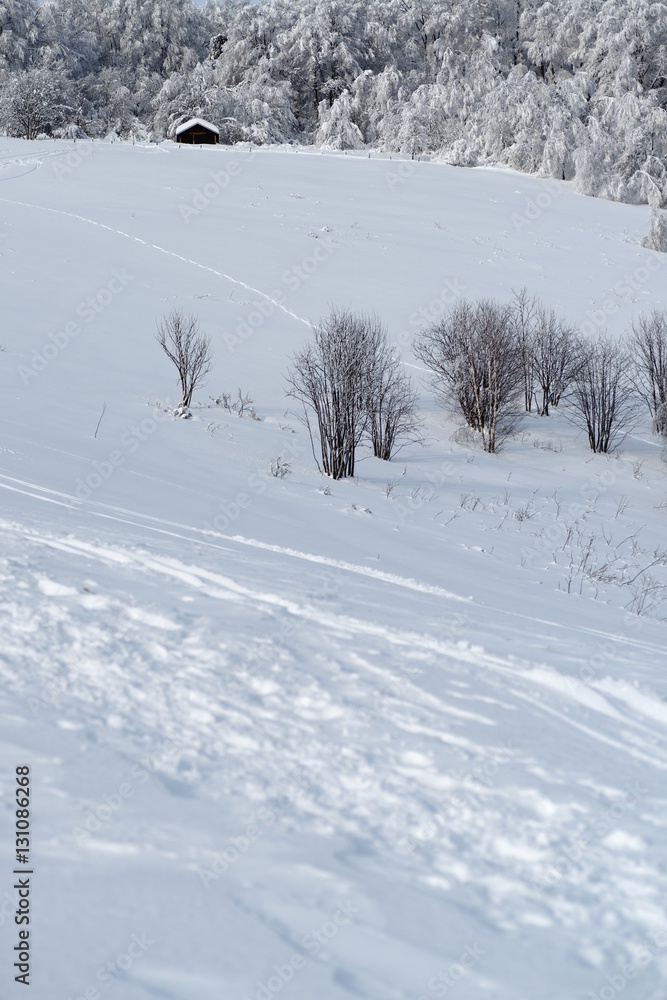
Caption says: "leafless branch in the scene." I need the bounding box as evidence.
[155,310,212,408]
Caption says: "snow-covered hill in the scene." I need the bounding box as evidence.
[1,138,667,1000]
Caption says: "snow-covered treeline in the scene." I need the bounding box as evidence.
[1,0,666,205]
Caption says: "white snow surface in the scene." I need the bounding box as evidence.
[0,138,667,1000]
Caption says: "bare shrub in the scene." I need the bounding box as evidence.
[510,287,537,412]
[532,438,562,452]
[286,309,419,475]
[211,388,258,419]
[270,457,291,478]
[568,335,636,452]
[285,308,375,479]
[512,500,540,521]
[629,309,667,434]
[530,305,580,415]
[554,520,667,616]
[415,298,523,453]
[510,288,579,415]
[156,310,212,408]
[459,492,484,511]
[366,334,420,461]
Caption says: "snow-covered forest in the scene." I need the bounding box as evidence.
[1,0,666,206]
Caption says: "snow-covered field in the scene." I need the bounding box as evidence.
[1,137,667,1000]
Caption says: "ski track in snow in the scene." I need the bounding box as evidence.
[0,469,468,603]
[2,510,667,991]
[2,481,667,780]
[0,148,72,181]
[51,533,667,773]
[1,467,665,662]
[1,454,666,780]
[0,192,313,327]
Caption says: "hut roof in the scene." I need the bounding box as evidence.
[175,118,220,137]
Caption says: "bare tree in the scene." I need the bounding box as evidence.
[530,305,580,415]
[510,287,537,412]
[629,309,667,434]
[285,308,377,479]
[366,331,420,460]
[415,298,524,453]
[510,289,579,415]
[569,335,636,453]
[155,310,212,408]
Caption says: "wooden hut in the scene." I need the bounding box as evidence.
[175,118,220,145]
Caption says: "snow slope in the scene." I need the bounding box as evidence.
[1,138,667,1000]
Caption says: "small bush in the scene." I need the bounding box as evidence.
[529,306,580,415]
[568,335,636,452]
[415,298,523,452]
[510,288,579,414]
[156,310,212,408]
[286,308,412,477]
[210,389,258,419]
[365,328,420,461]
[285,308,371,478]
[629,309,667,433]
[270,457,291,478]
